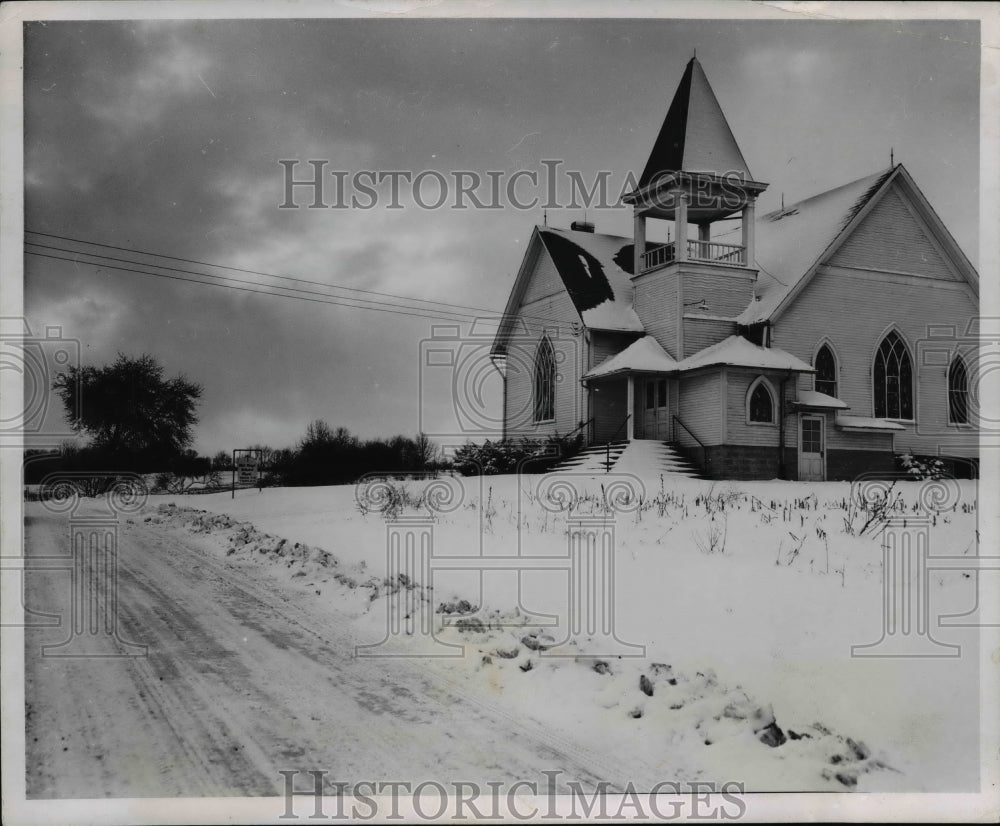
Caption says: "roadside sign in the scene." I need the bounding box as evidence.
[232,448,262,498]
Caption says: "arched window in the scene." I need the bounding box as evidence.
[747,377,775,424]
[873,331,913,419]
[533,336,556,422]
[949,356,969,425]
[814,344,837,397]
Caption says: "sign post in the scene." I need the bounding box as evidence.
[232,448,262,498]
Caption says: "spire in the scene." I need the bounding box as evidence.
[638,57,753,188]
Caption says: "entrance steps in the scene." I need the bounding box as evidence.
[550,439,703,478]
[550,441,628,474]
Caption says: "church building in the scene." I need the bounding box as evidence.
[490,56,979,480]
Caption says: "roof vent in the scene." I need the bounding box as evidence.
[570,220,595,233]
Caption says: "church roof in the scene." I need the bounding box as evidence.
[674,335,814,373]
[639,57,753,187]
[738,168,895,324]
[584,334,813,379]
[535,227,644,332]
[793,390,850,410]
[583,335,678,380]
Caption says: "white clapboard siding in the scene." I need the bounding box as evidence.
[772,263,977,455]
[683,269,755,317]
[724,370,782,448]
[678,371,722,446]
[830,183,955,278]
[632,269,681,359]
[591,330,641,366]
[504,251,586,439]
[684,317,737,358]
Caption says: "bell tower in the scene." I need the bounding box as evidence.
[623,56,769,358]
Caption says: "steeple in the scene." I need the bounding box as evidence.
[623,56,768,277]
[639,56,752,187]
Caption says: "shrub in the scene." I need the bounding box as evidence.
[451,433,583,476]
[898,453,948,481]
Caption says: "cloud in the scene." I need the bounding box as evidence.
[22,18,981,454]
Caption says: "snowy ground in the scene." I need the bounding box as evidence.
[143,472,983,793]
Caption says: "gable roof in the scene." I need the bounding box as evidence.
[675,335,814,373]
[583,336,678,380]
[740,164,979,325]
[584,334,813,380]
[738,168,894,324]
[639,57,753,188]
[491,226,644,357]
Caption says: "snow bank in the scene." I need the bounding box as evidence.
[155,474,981,792]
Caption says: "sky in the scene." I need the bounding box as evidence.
[22,15,982,455]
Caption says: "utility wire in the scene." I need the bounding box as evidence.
[25,249,495,325]
[24,229,573,330]
[25,241,489,322]
[26,230,505,317]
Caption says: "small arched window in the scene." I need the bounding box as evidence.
[874,331,913,420]
[747,377,775,424]
[533,336,556,422]
[814,344,837,397]
[948,356,969,425]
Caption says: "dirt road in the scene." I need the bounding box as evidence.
[23,502,629,800]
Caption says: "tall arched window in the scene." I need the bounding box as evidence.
[533,335,556,422]
[814,344,837,397]
[747,377,776,424]
[873,331,913,419]
[949,355,969,425]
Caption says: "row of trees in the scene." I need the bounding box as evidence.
[26,353,575,488]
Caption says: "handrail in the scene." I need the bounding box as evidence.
[672,414,709,476]
[606,413,631,472]
[672,415,705,450]
[686,239,746,265]
[641,240,747,273]
[564,417,595,445]
[640,243,676,272]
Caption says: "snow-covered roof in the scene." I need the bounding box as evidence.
[675,336,814,373]
[536,227,645,333]
[835,415,906,432]
[738,168,895,325]
[793,390,850,410]
[583,336,678,380]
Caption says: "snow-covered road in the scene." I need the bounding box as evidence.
[23,503,642,799]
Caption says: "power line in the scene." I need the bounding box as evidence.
[25,250,494,325]
[26,246,576,337]
[24,229,573,330]
[25,229,506,318]
[25,240,489,322]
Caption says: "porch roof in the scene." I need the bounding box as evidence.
[583,335,678,380]
[792,390,850,410]
[674,335,815,373]
[835,415,906,432]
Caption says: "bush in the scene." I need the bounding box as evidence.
[898,453,948,481]
[451,433,582,476]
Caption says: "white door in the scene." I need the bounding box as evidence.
[798,414,826,481]
[640,378,670,440]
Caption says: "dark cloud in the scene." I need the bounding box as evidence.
[23,18,980,453]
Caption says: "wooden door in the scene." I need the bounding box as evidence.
[640,378,670,440]
[798,414,826,481]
